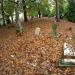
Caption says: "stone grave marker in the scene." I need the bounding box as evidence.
[64,42,75,56]
[59,42,75,67]
[59,59,75,67]
[35,27,41,35]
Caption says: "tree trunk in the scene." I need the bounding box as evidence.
[15,1,23,35]
[6,15,11,24]
[1,0,6,26]
[22,0,27,22]
[38,10,41,18]
[56,0,60,22]
[11,15,13,23]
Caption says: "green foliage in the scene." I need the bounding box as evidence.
[4,0,15,16]
[27,0,50,17]
[41,0,50,17]
[59,0,64,18]
[52,23,57,37]
[29,10,38,17]
[42,5,50,17]
[42,9,50,17]
[53,0,68,19]
[66,0,75,22]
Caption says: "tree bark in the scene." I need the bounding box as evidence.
[1,0,6,26]
[38,10,41,18]
[15,1,23,35]
[56,0,60,22]
[22,0,27,22]
[11,16,13,23]
[6,15,11,24]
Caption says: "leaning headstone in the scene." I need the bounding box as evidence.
[35,27,41,35]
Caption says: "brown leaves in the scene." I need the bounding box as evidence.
[0,18,75,75]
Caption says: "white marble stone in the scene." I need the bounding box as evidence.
[10,55,15,58]
[64,43,75,56]
[64,59,75,63]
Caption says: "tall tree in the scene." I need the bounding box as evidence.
[15,1,23,35]
[1,0,6,26]
[22,0,27,22]
[56,0,60,22]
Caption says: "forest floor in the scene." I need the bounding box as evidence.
[0,18,75,75]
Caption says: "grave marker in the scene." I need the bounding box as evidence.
[35,27,41,35]
[59,42,75,67]
[64,42,75,56]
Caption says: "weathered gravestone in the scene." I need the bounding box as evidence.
[35,27,41,35]
[64,42,75,56]
[59,42,75,67]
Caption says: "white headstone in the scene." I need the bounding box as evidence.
[64,59,75,63]
[64,43,75,56]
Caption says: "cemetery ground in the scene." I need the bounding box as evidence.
[0,18,75,75]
